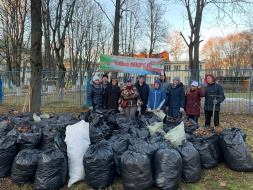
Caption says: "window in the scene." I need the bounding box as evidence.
[146,77,151,84]
[185,65,189,70]
[165,65,171,71]
[118,77,123,83]
[185,76,190,84]
[174,65,181,70]
[199,64,202,70]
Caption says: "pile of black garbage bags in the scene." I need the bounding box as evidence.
[0,109,253,190]
[82,110,253,190]
[0,110,78,189]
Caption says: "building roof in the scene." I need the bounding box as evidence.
[165,60,205,64]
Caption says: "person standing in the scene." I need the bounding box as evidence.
[118,78,142,116]
[185,81,205,123]
[147,80,166,112]
[102,74,110,95]
[103,77,121,113]
[134,75,150,116]
[204,74,225,128]
[167,76,185,118]
[88,76,103,112]
[159,73,171,113]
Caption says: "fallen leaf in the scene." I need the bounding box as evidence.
[219,180,228,187]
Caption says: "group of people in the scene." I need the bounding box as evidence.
[88,73,225,127]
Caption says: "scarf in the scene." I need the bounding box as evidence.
[171,83,178,89]
[112,85,118,91]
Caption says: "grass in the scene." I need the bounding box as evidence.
[0,106,252,190]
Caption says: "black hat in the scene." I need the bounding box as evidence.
[102,74,108,78]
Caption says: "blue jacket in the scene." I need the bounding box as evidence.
[88,81,103,111]
[204,75,225,111]
[148,80,166,110]
[167,82,185,118]
[134,81,150,108]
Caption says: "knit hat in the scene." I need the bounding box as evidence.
[139,75,145,79]
[126,78,132,82]
[102,74,108,78]
[173,76,180,82]
[191,81,198,87]
[93,76,100,81]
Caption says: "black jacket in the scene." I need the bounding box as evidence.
[103,82,121,113]
[88,81,103,111]
[204,83,225,111]
[134,81,150,107]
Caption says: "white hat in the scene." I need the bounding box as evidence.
[191,81,198,87]
[93,76,100,81]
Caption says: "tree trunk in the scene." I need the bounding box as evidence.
[30,0,42,113]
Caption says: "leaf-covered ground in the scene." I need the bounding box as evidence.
[0,105,252,190]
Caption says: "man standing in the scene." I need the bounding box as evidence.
[102,74,110,95]
[159,73,170,113]
[204,74,225,128]
[134,75,150,116]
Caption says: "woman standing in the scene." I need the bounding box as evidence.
[167,76,185,118]
[185,81,205,123]
[118,78,142,116]
[88,76,103,112]
[103,77,121,113]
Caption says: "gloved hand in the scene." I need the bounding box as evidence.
[213,100,218,104]
[180,108,184,113]
[147,108,152,112]
[137,107,141,111]
[118,106,122,112]
[157,107,161,112]
[89,107,93,111]
[166,106,169,111]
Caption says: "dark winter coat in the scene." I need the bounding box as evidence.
[167,82,185,118]
[102,81,110,94]
[204,75,225,111]
[148,80,166,110]
[103,82,121,113]
[88,81,103,111]
[185,88,205,116]
[134,81,150,108]
[119,85,142,107]
[159,78,171,110]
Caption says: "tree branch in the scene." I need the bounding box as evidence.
[94,0,114,27]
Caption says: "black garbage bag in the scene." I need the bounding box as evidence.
[202,133,222,163]
[34,149,67,190]
[97,121,111,140]
[153,148,182,190]
[148,132,171,150]
[0,135,17,178]
[0,120,13,137]
[176,142,201,183]
[129,138,157,161]
[186,133,196,143]
[108,133,130,175]
[115,114,133,133]
[11,149,42,185]
[165,116,182,126]
[121,150,153,190]
[89,124,104,144]
[183,118,198,134]
[78,110,91,122]
[220,132,253,172]
[221,128,246,142]
[105,109,117,126]
[40,125,57,151]
[129,125,150,140]
[17,129,42,151]
[144,112,162,125]
[135,116,148,128]
[192,138,218,169]
[83,140,114,189]
[163,123,177,133]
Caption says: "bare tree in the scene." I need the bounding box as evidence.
[30,0,42,112]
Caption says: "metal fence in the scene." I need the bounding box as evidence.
[0,69,252,114]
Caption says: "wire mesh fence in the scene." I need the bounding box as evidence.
[0,69,252,114]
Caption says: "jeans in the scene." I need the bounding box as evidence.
[124,106,137,117]
[205,111,220,127]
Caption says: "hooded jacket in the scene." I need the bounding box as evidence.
[103,80,121,113]
[185,87,205,116]
[167,82,185,118]
[134,80,150,108]
[88,81,103,111]
[204,74,225,111]
[148,80,166,110]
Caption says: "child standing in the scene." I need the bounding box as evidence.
[147,80,166,112]
[185,81,205,123]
